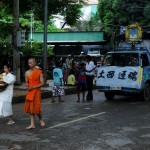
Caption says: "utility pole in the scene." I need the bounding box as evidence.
[43,0,48,83]
[13,0,21,84]
[30,11,34,48]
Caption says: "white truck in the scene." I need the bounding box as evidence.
[96,40,150,101]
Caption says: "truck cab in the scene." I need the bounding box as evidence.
[96,48,150,101]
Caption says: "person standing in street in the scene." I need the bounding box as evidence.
[24,58,45,129]
[52,61,64,103]
[0,64,16,125]
[85,55,96,101]
[76,63,86,102]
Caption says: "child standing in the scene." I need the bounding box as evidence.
[67,70,76,86]
[52,61,64,103]
[76,63,86,102]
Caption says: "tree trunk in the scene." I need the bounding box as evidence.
[43,0,48,84]
[13,0,21,84]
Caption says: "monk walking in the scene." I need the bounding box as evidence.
[24,58,45,129]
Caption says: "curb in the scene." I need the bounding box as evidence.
[13,86,98,104]
[12,87,81,104]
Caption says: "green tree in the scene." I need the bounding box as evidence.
[0,0,83,40]
[0,3,13,39]
[98,0,150,35]
[21,42,54,56]
[20,14,65,32]
[0,0,82,25]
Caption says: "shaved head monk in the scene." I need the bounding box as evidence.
[24,58,45,129]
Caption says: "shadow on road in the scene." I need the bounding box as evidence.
[106,95,147,103]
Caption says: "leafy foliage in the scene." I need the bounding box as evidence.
[20,14,65,32]
[63,4,82,26]
[21,42,54,56]
[98,0,150,35]
[0,0,82,24]
[0,0,82,40]
[0,3,13,39]
[0,41,54,56]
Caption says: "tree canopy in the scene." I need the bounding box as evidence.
[98,0,150,35]
[0,0,83,39]
[0,0,82,24]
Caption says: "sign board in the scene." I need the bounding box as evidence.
[17,30,25,47]
[96,66,143,89]
[125,23,142,42]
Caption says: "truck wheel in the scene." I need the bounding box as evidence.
[104,92,115,100]
[144,83,150,101]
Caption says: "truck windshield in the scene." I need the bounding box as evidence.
[103,53,139,66]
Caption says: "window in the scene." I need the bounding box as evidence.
[103,53,139,67]
[103,54,113,66]
[141,54,149,67]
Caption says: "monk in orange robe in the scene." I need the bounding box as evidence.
[24,58,45,129]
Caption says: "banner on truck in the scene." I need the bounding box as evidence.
[96,66,143,89]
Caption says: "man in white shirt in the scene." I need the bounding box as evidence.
[85,55,96,101]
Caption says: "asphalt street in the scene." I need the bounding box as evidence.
[0,90,150,150]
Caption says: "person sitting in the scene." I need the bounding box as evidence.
[129,57,138,66]
[67,70,76,86]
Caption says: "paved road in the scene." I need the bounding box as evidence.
[0,90,150,150]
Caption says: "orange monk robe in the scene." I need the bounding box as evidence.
[24,69,42,114]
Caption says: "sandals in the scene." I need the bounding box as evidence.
[7,121,15,125]
[40,121,46,128]
[26,126,35,130]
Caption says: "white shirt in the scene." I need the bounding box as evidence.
[0,73,16,102]
[0,73,16,117]
[86,61,95,76]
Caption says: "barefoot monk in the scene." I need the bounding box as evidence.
[24,58,45,129]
